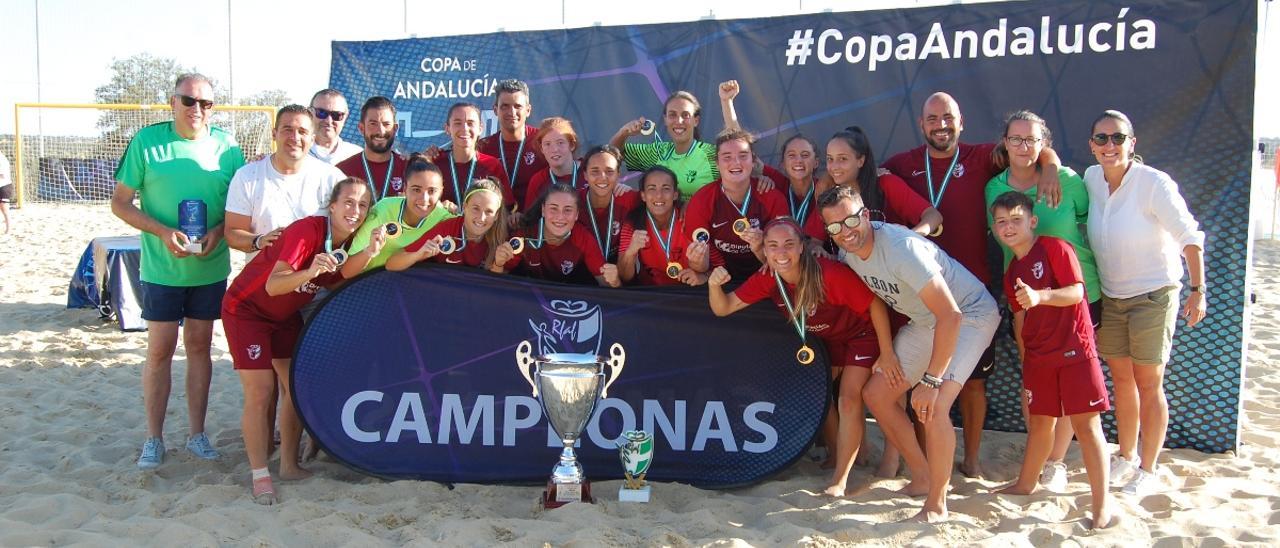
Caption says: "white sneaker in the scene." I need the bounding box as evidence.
[1121,467,1160,497]
[1109,454,1137,485]
[1039,460,1068,492]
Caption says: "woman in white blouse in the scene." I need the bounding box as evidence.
[1084,110,1206,498]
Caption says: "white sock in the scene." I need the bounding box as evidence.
[252,467,270,481]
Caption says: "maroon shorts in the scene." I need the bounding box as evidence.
[223,312,302,370]
[1024,357,1110,417]
[826,330,880,368]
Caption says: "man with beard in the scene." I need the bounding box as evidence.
[477,79,546,208]
[308,89,362,165]
[225,105,345,261]
[337,96,407,202]
[111,73,245,470]
[881,92,1061,479]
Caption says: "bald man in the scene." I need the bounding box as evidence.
[882,92,1061,478]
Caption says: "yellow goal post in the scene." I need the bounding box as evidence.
[11,103,277,206]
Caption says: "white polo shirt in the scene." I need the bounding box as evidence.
[309,139,362,165]
[1084,162,1205,299]
[226,155,345,260]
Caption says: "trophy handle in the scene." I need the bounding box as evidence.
[515,340,538,398]
[601,343,626,399]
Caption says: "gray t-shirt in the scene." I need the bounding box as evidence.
[839,223,996,328]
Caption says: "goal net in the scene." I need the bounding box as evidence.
[11,104,276,205]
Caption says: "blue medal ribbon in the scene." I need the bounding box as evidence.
[361,152,395,202]
[924,148,961,208]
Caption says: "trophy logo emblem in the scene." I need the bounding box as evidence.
[617,430,654,503]
[528,299,603,356]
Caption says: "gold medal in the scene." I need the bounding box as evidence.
[329,248,348,267]
[796,345,815,365]
[732,218,750,237]
[665,262,682,279]
[438,236,456,255]
[692,227,710,243]
[929,223,943,238]
[508,237,525,255]
[383,222,401,238]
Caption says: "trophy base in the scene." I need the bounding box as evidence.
[542,479,593,509]
[618,484,651,503]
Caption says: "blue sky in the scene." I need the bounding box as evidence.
[0,0,1275,137]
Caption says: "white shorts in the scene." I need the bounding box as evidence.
[893,311,1000,385]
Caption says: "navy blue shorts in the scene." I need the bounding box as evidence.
[140,280,226,322]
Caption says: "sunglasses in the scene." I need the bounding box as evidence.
[824,208,867,235]
[1091,133,1131,146]
[176,94,214,110]
[312,107,347,122]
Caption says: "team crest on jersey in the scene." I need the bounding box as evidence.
[524,151,537,165]
[247,344,262,360]
[612,220,622,236]
[1032,261,1044,280]
[391,177,404,191]
[560,260,576,276]
[953,164,965,178]
[687,170,698,183]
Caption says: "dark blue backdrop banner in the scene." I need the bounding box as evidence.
[293,266,829,487]
[330,0,1254,453]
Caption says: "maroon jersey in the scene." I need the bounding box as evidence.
[478,126,546,208]
[223,216,346,322]
[882,142,1001,283]
[618,212,724,286]
[802,173,931,241]
[512,223,606,285]
[735,257,876,343]
[403,216,518,270]
[433,151,514,207]
[684,178,789,279]
[336,152,408,200]
[1004,236,1097,368]
[579,190,641,263]
[523,162,586,212]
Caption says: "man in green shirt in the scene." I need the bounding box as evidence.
[110,73,245,471]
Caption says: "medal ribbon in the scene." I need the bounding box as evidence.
[449,155,478,203]
[549,163,579,190]
[924,148,961,208]
[587,193,615,257]
[788,179,814,222]
[361,152,395,202]
[724,184,753,219]
[773,272,807,343]
[498,136,526,184]
[646,210,677,265]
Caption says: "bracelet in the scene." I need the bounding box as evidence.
[251,234,262,251]
[919,373,943,389]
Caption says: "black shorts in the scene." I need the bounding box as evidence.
[0,184,13,203]
[140,280,226,322]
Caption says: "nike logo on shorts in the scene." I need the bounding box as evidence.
[711,221,731,229]
[981,362,994,372]
[854,355,872,361]
[1089,398,1105,407]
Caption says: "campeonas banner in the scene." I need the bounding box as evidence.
[329,0,1255,455]
[293,266,829,486]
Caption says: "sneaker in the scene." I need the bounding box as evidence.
[186,432,221,460]
[1121,467,1159,497]
[1039,460,1068,492]
[137,437,165,470]
[1109,454,1137,485]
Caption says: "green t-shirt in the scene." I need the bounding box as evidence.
[350,197,455,271]
[624,140,718,201]
[985,166,1101,302]
[115,122,244,286]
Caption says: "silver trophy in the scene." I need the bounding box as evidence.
[516,340,625,508]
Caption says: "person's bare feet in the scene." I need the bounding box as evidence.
[822,483,846,497]
[1086,510,1118,530]
[897,479,929,497]
[875,458,900,478]
[301,435,321,462]
[995,482,1037,496]
[958,460,984,478]
[252,476,277,505]
[278,465,313,481]
[902,505,948,523]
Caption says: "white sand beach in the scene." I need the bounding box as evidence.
[1,203,1277,546]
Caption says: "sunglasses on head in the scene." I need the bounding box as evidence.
[176,94,214,110]
[312,107,347,122]
[824,208,867,235]
[1091,133,1131,146]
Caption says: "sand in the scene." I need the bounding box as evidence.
[1,202,1278,546]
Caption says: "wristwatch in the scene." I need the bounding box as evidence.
[1189,283,1206,294]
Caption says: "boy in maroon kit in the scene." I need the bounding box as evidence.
[991,191,1113,530]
